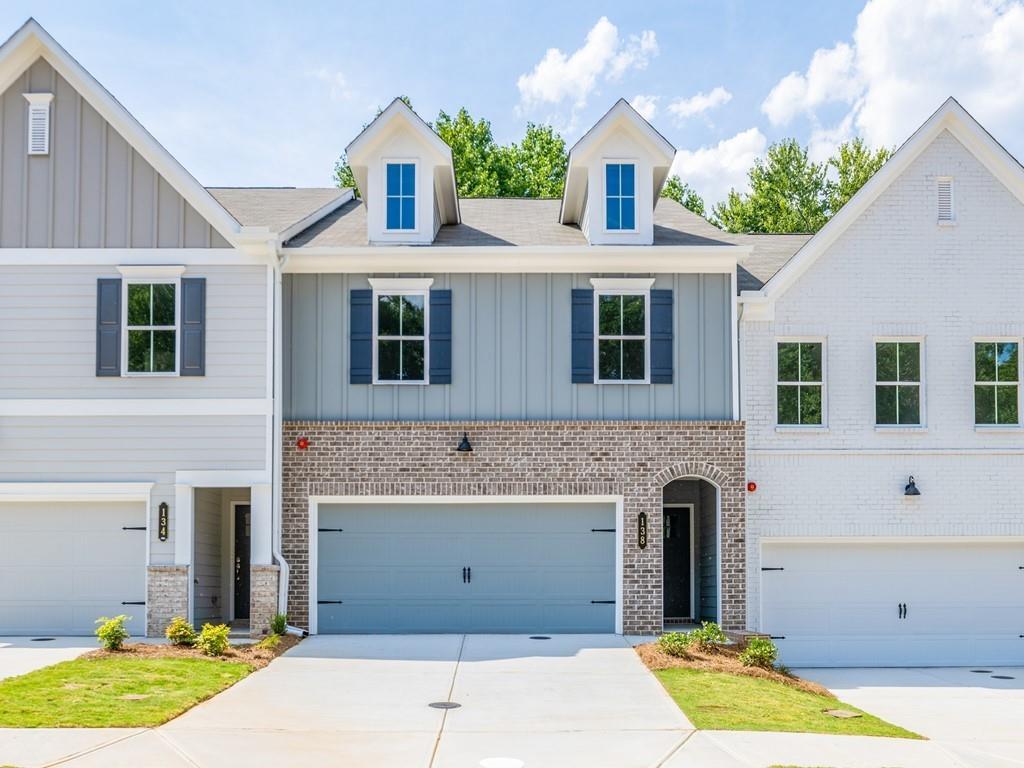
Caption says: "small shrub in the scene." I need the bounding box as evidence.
[95,615,130,651]
[195,623,231,657]
[270,613,288,636]
[657,632,691,658]
[739,636,778,669]
[256,633,281,650]
[687,621,728,652]
[165,616,197,646]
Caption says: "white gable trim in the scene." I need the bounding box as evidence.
[0,19,242,245]
[742,98,1024,307]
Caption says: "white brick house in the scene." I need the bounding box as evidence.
[740,98,1024,666]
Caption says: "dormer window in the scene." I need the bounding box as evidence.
[385,161,416,231]
[605,162,636,231]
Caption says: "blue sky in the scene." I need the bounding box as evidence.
[3,1,1022,206]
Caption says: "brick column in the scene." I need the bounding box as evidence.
[249,564,280,637]
[146,565,188,637]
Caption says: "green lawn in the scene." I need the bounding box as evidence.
[655,668,921,739]
[0,656,251,727]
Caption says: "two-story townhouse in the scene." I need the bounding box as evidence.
[0,20,350,638]
[274,98,798,636]
[740,98,1024,666]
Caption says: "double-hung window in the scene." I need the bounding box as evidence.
[125,280,178,375]
[605,162,636,231]
[374,289,427,382]
[776,341,823,425]
[385,161,415,231]
[974,341,1019,425]
[875,340,922,426]
[596,288,648,382]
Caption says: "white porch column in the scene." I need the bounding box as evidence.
[174,484,193,565]
[250,483,273,566]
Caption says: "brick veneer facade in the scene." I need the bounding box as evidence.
[282,420,746,633]
[146,565,188,637]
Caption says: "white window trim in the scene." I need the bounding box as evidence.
[370,278,433,385]
[937,175,956,227]
[774,337,827,429]
[591,277,652,384]
[382,158,419,234]
[119,268,184,378]
[601,158,639,234]
[972,337,1021,428]
[873,336,926,429]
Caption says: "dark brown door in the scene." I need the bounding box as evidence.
[662,507,692,620]
[234,505,251,620]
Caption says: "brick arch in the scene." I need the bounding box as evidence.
[653,460,734,489]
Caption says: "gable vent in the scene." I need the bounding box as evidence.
[937,177,954,223]
[23,93,54,156]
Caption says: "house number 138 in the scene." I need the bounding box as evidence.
[637,512,648,549]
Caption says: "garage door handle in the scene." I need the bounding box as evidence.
[591,600,615,604]
[467,566,471,583]
[462,567,467,583]
[122,526,146,531]
[121,601,145,605]
[317,600,344,605]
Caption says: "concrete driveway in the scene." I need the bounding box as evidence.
[802,666,1024,767]
[0,637,95,680]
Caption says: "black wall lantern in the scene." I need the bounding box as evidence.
[456,432,473,453]
[904,476,921,496]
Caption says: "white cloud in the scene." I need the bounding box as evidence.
[761,0,1024,153]
[630,94,659,120]
[667,86,733,121]
[308,68,354,102]
[516,17,658,128]
[671,127,768,206]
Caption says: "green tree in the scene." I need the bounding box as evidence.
[826,138,891,213]
[495,123,567,197]
[660,175,706,217]
[333,96,414,197]
[433,108,500,197]
[712,139,829,233]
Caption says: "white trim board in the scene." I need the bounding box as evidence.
[175,470,270,487]
[306,494,625,636]
[0,399,272,417]
[0,482,153,502]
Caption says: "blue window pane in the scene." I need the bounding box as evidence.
[401,163,415,194]
[606,197,620,230]
[401,196,415,230]
[606,164,620,196]
[621,164,635,196]
[621,196,635,230]
[386,163,401,195]
[386,196,401,230]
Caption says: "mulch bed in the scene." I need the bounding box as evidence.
[635,640,833,697]
[83,634,302,670]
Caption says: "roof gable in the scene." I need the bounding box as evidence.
[746,97,1024,306]
[0,19,242,245]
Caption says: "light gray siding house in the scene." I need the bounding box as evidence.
[0,20,347,638]
[276,99,800,636]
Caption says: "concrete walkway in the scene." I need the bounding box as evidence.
[0,637,95,681]
[1,637,1021,767]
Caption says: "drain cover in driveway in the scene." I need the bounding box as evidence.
[429,701,461,709]
[991,675,1015,680]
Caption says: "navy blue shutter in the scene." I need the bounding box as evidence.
[350,289,373,384]
[428,289,452,384]
[96,278,121,376]
[180,277,206,376]
[571,288,595,383]
[650,289,673,384]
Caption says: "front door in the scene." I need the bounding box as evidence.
[662,506,692,621]
[234,504,251,620]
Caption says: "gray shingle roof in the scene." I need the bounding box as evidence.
[207,187,348,234]
[283,196,809,290]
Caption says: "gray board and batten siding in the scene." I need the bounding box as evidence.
[283,272,733,421]
[0,57,230,248]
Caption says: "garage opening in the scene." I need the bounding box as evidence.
[313,499,618,634]
[192,488,251,631]
[662,479,719,629]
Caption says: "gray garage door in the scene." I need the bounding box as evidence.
[0,501,147,635]
[316,501,616,633]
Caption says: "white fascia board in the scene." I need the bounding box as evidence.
[590,277,656,290]
[759,98,1024,304]
[345,98,450,163]
[282,245,746,274]
[0,249,255,266]
[368,277,435,290]
[0,21,241,245]
[117,264,186,278]
[0,398,272,416]
[0,482,153,503]
[278,189,354,242]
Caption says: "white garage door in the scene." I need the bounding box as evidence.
[0,502,147,636]
[761,540,1024,667]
